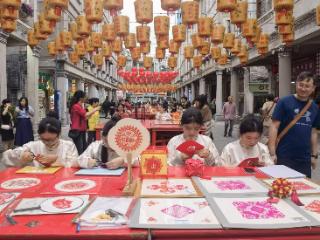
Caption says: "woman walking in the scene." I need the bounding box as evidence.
[15,97,34,146]
[0,99,15,150]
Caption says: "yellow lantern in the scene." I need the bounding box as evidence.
[75,41,86,57]
[134,0,153,24]
[231,1,248,26]
[136,25,150,43]
[39,13,53,35]
[211,24,225,45]
[114,15,129,38]
[140,41,151,54]
[193,55,202,69]
[191,33,204,50]
[70,22,82,42]
[161,0,181,12]
[154,16,170,36]
[242,18,257,39]
[273,0,294,11]
[48,0,69,10]
[156,47,165,60]
[217,0,236,12]
[47,41,57,56]
[91,32,102,49]
[27,29,39,47]
[102,43,112,59]
[184,46,194,60]
[84,37,94,54]
[117,55,126,68]
[131,47,141,61]
[257,33,269,49]
[60,31,72,48]
[0,7,18,20]
[157,35,169,49]
[172,24,186,43]
[257,47,268,56]
[104,0,123,16]
[275,10,293,25]
[0,0,21,9]
[169,39,180,55]
[102,23,116,42]
[94,54,103,68]
[251,26,261,44]
[34,22,47,40]
[218,54,228,65]
[124,33,137,49]
[237,44,247,57]
[44,0,60,26]
[69,51,79,64]
[317,5,320,26]
[76,15,91,38]
[1,19,16,33]
[239,53,248,64]
[112,38,123,55]
[278,23,293,35]
[143,56,153,69]
[198,17,212,38]
[281,31,294,44]
[210,46,221,60]
[181,1,199,27]
[223,33,235,49]
[200,41,210,56]
[231,38,241,55]
[55,35,64,52]
[84,0,104,24]
[168,56,177,69]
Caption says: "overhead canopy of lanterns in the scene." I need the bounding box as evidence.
[0,0,301,94]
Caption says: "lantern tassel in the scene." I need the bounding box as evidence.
[291,189,304,206]
[267,190,279,204]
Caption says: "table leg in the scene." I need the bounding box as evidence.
[152,130,156,146]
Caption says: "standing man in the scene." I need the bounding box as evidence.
[261,94,276,144]
[268,71,320,178]
[222,96,236,137]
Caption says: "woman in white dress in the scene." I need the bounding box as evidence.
[3,116,78,167]
[155,104,172,121]
[77,115,126,169]
[219,114,274,167]
[167,107,220,166]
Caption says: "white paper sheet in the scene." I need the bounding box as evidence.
[258,165,306,178]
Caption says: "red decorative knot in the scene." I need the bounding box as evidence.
[115,125,143,152]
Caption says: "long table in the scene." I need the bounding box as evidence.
[1,166,320,240]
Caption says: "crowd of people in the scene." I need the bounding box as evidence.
[0,71,319,178]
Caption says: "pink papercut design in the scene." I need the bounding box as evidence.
[3,178,39,189]
[147,181,188,194]
[291,181,315,191]
[194,201,209,209]
[61,182,87,191]
[161,204,195,218]
[147,217,157,222]
[0,193,14,205]
[233,201,285,219]
[305,200,320,214]
[146,200,159,207]
[52,198,73,209]
[214,180,250,191]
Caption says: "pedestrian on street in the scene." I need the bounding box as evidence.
[268,71,320,178]
[180,96,191,109]
[222,96,236,137]
[0,99,15,151]
[87,98,100,146]
[14,97,34,146]
[261,94,277,144]
[102,97,110,119]
[195,94,214,139]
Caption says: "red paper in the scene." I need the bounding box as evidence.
[176,140,204,156]
[238,158,262,168]
[185,159,204,177]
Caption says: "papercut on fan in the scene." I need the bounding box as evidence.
[176,140,204,156]
[238,158,262,168]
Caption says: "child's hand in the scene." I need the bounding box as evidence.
[196,148,210,159]
[106,157,124,169]
[36,154,57,167]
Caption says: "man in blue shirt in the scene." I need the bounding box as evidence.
[268,71,320,177]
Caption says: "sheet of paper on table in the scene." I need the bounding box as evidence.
[74,167,125,176]
[16,166,61,174]
[78,197,133,228]
[258,165,306,179]
[296,195,320,225]
[11,195,89,216]
[0,192,20,213]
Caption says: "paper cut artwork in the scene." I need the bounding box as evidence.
[295,196,320,223]
[138,198,219,226]
[54,179,96,192]
[40,196,84,213]
[1,177,41,190]
[214,180,251,191]
[233,201,285,219]
[141,179,197,197]
[0,192,20,213]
